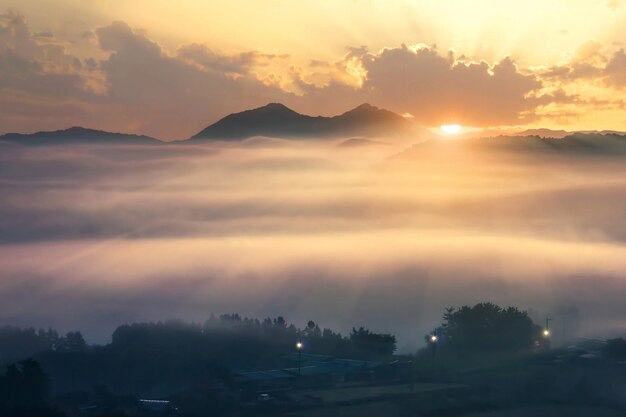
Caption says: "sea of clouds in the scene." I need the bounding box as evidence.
[1,138,625,351]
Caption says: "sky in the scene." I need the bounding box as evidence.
[1,0,626,139]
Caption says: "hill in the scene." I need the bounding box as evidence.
[401,133,626,158]
[190,103,415,140]
[0,127,161,145]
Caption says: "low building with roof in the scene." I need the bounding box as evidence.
[234,354,383,393]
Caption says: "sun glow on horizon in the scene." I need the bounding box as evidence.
[440,124,462,135]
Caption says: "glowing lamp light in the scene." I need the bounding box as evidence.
[296,341,304,350]
[543,329,550,337]
[430,335,439,343]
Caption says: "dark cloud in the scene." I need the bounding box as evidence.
[360,45,542,126]
[0,11,103,134]
[605,48,626,87]
[93,21,293,138]
[0,14,293,139]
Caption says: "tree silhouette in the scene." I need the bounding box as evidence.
[349,327,397,357]
[437,302,541,351]
[0,359,51,409]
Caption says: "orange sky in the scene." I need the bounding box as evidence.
[1,0,625,139]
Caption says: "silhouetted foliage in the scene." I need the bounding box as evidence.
[0,359,66,416]
[0,327,87,364]
[23,315,395,398]
[349,327,397,357]
[436,302,541,351]
[603,338,626,360]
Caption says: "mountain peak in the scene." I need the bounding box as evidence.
[191,102,413,141]
[262,102,291,110]
[352,103,378,111]
[252,102,298,115]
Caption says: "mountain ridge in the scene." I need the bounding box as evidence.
[190,102,415,140]
[0,126,161,145]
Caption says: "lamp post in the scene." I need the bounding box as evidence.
[543,316,552,338]
[541,316,552,350]
[296,341,303,376]
[430,334,439,357]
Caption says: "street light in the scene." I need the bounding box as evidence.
[543,329,550,337]
[429,334,439,357]
[296,341,303,376]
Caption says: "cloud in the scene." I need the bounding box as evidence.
[177,43,287,74]
[542,41,626,89]
[294,45,550,126]
[0,11,86,89]
[2,141,626,344]
[359,45,543,126]
[605,48,626,87]
[0,14,294,139]
[0,11,111,139]
[93,21,295,138]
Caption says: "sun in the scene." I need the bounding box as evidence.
[440,124,462,135]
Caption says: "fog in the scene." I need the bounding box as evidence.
[1,137,625,351]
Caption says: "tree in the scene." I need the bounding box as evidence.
[603,338,626,360]
[304,320,322,339]
[438,302,541,351]
[57,332,87,352]
[349,327,397,357]
[0,359,49,407]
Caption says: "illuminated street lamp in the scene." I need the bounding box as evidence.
[296,341,303,376]
[429,333,439,357]
[543,329,550,337]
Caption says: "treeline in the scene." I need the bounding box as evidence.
[0,315,395,396]
[0,327,86,365]
[110,314,397,367]
[0,359,65,417]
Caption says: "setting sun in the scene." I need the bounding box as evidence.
[440,124,462,135]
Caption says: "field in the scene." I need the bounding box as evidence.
[464,405,625,417]
[292,382,464,404]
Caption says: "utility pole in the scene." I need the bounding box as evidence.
[296,341,303,377]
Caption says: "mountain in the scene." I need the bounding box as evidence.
[514,128,626,139]
[516,128,571,139]
[400,133,626,158]
[190,103,415,140]
[0,127,161,145]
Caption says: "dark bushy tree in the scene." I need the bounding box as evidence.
[603,338,626,360]
[0,359,66,416]
[438,303,541,351]
[349,327,397,357]
[0,327,59,364]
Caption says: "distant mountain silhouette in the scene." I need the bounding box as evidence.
[401,133,626,158]
[514,128,626,139]
[190,103,415,140]
[0,127,160,145]
[516,128,571,139]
